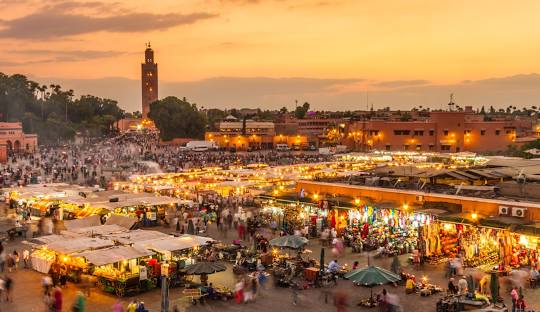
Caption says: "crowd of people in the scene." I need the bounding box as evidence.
[0,131,331,188]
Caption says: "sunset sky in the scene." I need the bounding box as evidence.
[1,0,540,112]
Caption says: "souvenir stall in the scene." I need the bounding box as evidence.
[73,246,155,297]
[503,233,539,268]
[421,222,504,268]
[344,206,430,256]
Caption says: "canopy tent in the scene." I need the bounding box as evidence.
[104,214,138,229]
[46,237,114,254]
[94,195,185,211]
[136,235,214,253]
[63,215,101,231]
[65,224,129,236]
[32,233,81,245]
[74,246,154,266]
[106,229,170,245]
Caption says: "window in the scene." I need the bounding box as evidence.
[385,145,391,151]
[441,145,451,151]
[393,130,411,135]
[429,130,434,136]
[415,145,422,151]
[403,145,409,150]
[414,130,424,136]
[464,130,471,135]
[443,130,449,136]
[481,130,486,136]
[505,129,512,134]
[428,144,434,151]
[495,130,500,135]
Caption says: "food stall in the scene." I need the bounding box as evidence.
[31,236,115,274]
[135,234,215,286]
[73,245,155,296]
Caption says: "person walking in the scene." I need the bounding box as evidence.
[516,295,526,312]
[234,278,244,304]
[510,286,519,312]
[23,249,30,269]
[112,300,124,312]
[72,291,86,312]
[12,250,20,271]
[243,276,253,303]
[127,300,138,312]
[52,286,63,312]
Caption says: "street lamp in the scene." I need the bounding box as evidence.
[161,262,170,312]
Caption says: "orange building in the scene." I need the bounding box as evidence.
[206,120,276,150]
[275,116,343,147]
[346,111,526,153]
[0,122,38,163]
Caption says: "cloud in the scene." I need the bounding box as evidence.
[43,1,120,11]
[371,79,431,88]
[31,74,540,113]
[0,49,129,66]
[0,11,218,38]
[9,49,127,58]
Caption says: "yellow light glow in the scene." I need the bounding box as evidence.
[471,212,478,220]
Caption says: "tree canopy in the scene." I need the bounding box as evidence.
[294,102,310,119]
[148,96,206,141]
[0,72,125,144]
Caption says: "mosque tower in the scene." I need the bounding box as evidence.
[141,42,158,118]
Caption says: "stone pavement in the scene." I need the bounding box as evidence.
[1,220,540,312]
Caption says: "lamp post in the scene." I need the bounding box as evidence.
[161,262,170,312]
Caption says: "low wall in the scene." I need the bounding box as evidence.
[296,180,540,222]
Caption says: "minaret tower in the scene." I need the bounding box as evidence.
[141,42,158,118]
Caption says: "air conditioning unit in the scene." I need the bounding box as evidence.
[512,207,526,218]
[499,206,509,216]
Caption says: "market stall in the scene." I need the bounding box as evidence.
[31,236,114,274]
[73,245,155,296]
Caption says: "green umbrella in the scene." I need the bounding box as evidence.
[345,266,401,299]
[270,235,308,249]
[490,271,499,303]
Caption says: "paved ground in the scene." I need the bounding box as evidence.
[1,215,539,312]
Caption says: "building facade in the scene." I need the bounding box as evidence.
[141,43,158,118]
[0,122,38,163]
[205,120,276,150]
[346,111,527,153]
